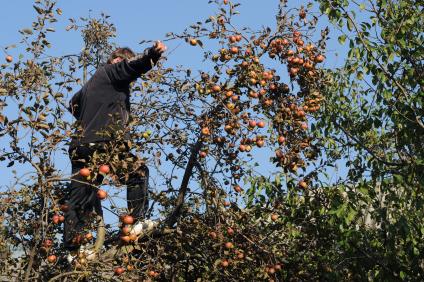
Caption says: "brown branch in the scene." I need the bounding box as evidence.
[48,271,86,282]
[24,245,37,282]
[164,139,202,227]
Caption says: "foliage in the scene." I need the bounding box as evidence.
[302,0,424,279]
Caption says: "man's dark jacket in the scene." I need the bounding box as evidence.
[68,48,160,148]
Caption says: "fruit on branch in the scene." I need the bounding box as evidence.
[295,39,304,46]
[227,227,234,236]
[275,150,284,159]
[79,168,90,177]
[231,95,239,102]
[148,270,160,278]
[314,54,325,63]
[99,164,110,174]
[303,60,314,70]
[248,120,257,128]
[299,8,306,19]
[289,67,299,77]
[52,214,60,224]
[299,180,308,189]
[289,163,298,172]
[221,259,229,267]
[267,266,276,274]
[211,85,221,93]
[249,91,259,98]
[121,226,131,235]
[79,167,91,177]
[78,257,87,266]
[225,242,234,249]
[189,38,198,46]
[122,215,134,225]
[259,88,267,96]
[47,255,57,263]
[257,121,265,128]
[271,213,279,221]
[201,127,211,135]
[43,239,53,248]
[225,90,234,97]
[209,231,218,239]
[230,46,239,54]
[256,139,265,147]
[114,267,125,276]
[5,55,13,63]
[85,232,93,240]
[233,185,242,193]
[97,189,107,200]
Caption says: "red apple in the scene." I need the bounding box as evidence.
[79,168,90,177]
[99,165,110,174]
[114,267,125,275]
[97,189,107,200]
[122,215,134,225]
[234,185,242,193]
[52,214,60,224]
[47,255,57,263]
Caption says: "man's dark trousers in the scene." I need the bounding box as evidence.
[63,142,149,250]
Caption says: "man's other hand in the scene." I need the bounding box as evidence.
[153,41,167,54]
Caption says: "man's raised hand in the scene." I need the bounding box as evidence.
[153,41,167,54]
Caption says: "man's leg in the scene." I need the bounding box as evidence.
[126,163,149,220]
[64,145,103,250]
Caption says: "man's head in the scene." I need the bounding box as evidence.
[107,47,135,64]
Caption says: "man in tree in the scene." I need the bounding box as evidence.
[64,41,167,250]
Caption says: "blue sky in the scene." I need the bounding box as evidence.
[1,1,280,64]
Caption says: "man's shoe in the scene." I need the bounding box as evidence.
[66,244,97,264]
[130,219,158,236]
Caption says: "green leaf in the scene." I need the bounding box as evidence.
[338,35,347,45]
[400,271,405,280]
[347,18,354,31]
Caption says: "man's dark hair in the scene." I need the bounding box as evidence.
[107,47,135,64]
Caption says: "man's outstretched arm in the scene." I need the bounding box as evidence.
[105,41,167,84]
